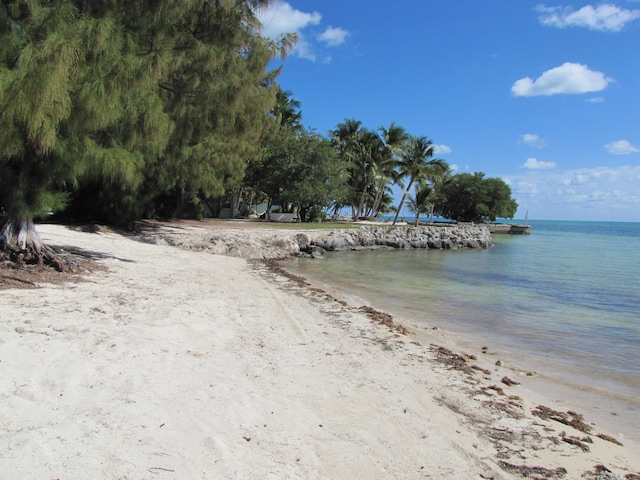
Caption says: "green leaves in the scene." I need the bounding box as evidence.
[435,172,518,223]
[1,0,285,225]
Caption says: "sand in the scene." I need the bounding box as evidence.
[1,222,638,479]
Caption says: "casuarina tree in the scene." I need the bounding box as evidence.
[0,0,287,269]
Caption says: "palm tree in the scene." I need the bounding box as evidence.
[408,181,434,226]
[370,123,408,217]
[271,88,302,131]
[330,119,363,218]
[330,119,362,163]
[423,161,452,222]
[354,129,384,218]
[392,135,443,225]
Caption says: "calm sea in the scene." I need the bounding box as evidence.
[286,220,640,440]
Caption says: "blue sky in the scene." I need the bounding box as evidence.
[257,1,640,222]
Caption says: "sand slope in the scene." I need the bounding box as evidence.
[0,223,638,479]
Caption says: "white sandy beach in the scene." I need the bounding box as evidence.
[1,222,638,479]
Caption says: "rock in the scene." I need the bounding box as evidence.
[310,225,492,254]
[149,223,492,260]
[295,233,310,252]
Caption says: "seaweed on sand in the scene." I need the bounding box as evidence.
[498,461,567,478]
[531,405,592,434]
[429,344,477,376]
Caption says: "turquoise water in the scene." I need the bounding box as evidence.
[286,220,640,438]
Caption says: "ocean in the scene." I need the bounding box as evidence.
[285,220,640,441]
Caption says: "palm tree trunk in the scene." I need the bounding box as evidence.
[371,180,386,218]
[392,177,414,225]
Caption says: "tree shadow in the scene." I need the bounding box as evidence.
[51,245,136,264]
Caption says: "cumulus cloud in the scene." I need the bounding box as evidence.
[433,144,452,154]
[257,1,321,39]
[604,139,640,154]
[511,62,612,96]
[318,26,350,46]
[519,133,546,148]
[256,2,349,61]
[537,3,640,32]
[522,158,557,170]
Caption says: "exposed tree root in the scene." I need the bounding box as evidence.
[1,218,77,272]
[0,243,72,272]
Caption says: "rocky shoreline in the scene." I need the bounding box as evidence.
[143,222,493,260]
[299,224,492,258]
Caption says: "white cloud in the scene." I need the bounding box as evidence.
[537,3,640,32]
[604,139,640,154]
[257,1,321,39]
[256,2,349,62]
[505,165,640,221]
[511,62,612,96]
[294,37,317,61]
[434,144,452,154]
[586,96,605,103]
[522,158,557,170]
[515,180,539,195]
[318,26,350,47]
[519,133,546,148]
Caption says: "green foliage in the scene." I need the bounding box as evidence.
[270,87,303,132]
[1,0,286,229]
[408,181,434,226]
[246,128,347,221]
[329,119,406,219]
[435,172,518,223]
[392,135,447,224]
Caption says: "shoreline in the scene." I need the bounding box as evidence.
[281,257,640,445]
[1,222,639,478]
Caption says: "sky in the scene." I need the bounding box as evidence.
[256,1,640,222]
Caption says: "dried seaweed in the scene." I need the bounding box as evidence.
[596,433,624,446]
[498,461,567,478]
[429,344,476,375]
[531,405,592,434]
[560,435,590,452]
[501,376,520,386]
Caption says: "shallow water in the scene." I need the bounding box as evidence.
[286,220,640,439]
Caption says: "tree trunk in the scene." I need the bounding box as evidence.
[392,178,414,225]
[0,217,70,272]
[356,188,367,220]
[266,198,273,221]
[371,183,385,218]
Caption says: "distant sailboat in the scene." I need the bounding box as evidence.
[524,210,528,225]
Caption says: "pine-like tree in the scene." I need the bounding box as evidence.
[0,1,174,268]
[147,0,293,218]
[0,0,291,268]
